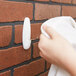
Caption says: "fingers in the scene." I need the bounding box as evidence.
[40,34,49,42]
[38,34,52,63]
[43,25,58,39]
[38,34,50,50]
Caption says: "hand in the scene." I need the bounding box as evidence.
[38,25,75,71]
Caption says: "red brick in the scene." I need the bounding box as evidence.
[0,70,11,76]
[15,23,41,44]
[47,62,51,70]
[35,0,49,1]
[0,26,12,47]
[0,0,8,1]
[39,71,49,76]
[31,23,41,40]
[51,0,71,4]
[35,3,61,20]
[15,25,22,44]
[33,42,40,58]
[14,59,45,76]
[0,46,31,70]
[72,0,76,4]
[62,6,76,18]
[0,1,33,22]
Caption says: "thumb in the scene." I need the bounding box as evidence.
[43,25,58,39]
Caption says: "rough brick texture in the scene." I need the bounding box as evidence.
[72,0,76,4]
[31,23,42,39]
[0,46,31,70]
[35,0,49,1]
[14,59,45,76]
[51,0,72,3]
[0,0,75,76]
[33,42,40,58]
[62,6,76,18]
[0,26,12,47]
[0,1,33,22]
[15,25,23,44]
[35,3,61,20]
[0,70,11,76]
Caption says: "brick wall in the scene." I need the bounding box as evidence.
[0,0,76,76]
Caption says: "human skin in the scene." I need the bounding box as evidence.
[38,25,76,76]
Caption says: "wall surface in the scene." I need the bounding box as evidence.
[0,0,76,76]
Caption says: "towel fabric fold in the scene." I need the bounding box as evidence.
[41,16,76,76]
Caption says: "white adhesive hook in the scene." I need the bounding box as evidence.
[22,17,31,50]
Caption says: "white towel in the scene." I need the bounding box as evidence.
[41,16,76,76]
